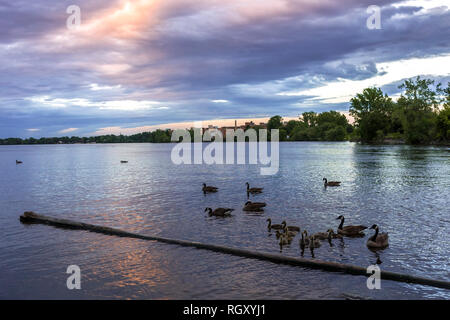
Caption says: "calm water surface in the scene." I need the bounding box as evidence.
[0,142,449,299]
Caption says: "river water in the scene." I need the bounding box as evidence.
[0,142,449,299]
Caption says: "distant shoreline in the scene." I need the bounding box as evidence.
[1,140,448,146]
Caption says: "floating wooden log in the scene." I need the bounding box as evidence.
[19,211,450,290]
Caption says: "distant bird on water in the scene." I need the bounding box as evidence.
[246,182,263,194]
[204,207,233,217]
[281,221,300,232]
[243,201,266,211]
[266,218,284,230]
[120,160,128,163]
[323,178,341,187]
[202,183,218,193]
[16,160,22,164]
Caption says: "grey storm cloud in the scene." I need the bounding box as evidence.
[0,0,449,137]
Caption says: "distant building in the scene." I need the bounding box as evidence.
[200,119,269,138]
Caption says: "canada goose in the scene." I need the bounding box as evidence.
[246,182,263,194]
[336,215,367,236]
[281,221,300,232]
[309,246,315,258]
[266,218,284,230]
[243,201,265,211]
[275,230,291,240]
[283,226,298,237]
[323,178,341,187]
[204,207,233,217]
[312,231,329,240]
[326,229,342,240]
[279,234,291,246]
[16,160,23,164]
[284,230,295,241]
[299,232,306,251]
[245,201,266,208]
[302,230,311,245]
[120,160,128,163]
[202,183,218,193]
[309,235,321,248]
[366,224,389,249]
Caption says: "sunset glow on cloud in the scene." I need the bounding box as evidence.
[0,0,449,137]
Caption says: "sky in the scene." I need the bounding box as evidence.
[0,0,449,138]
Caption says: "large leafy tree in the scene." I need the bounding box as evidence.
[436,82,450,142]
[284,120,304,136]
[396,76,439,144]
[300,111,317,127]
[267,115,283,130]
[350,87,394,143]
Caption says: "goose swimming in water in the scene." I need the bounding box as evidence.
[309,235,321,248]
[326,229,342,240]
[302,230,311,246]
[275,230,282,239]
[314,229,342,240]
[246,182,263,194]
[279,233,291,246]
[323,178,341,187]
[366,224,389,249]
[336,215,367,236]
[266,218,283,230]
[281,221,300,232]
[277,229,295,241]
[308,235,320,258]
[245,201,266,207]
[283,226,298,238]
[202,183,218,193]
[313,230,330,240]
[243,201,265,211]
[16,160,23,164]
[299,231,306,251]
[204,207,233,217]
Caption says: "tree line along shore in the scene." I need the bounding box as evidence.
[1,77,449,146]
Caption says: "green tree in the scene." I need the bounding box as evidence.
[438,82,450,108]
[324,126,346,141]
[279,128,288,141]
[349,87,394,143]
[436,106,450,141]
[316,111,348,128]
[300,112,317,127]
[397,77,439,144]
[284,120,304,136]
[267,115,283,130]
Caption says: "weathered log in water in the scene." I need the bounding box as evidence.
[20,211,450,290]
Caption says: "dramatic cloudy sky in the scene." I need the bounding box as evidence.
[0,0,449,137]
